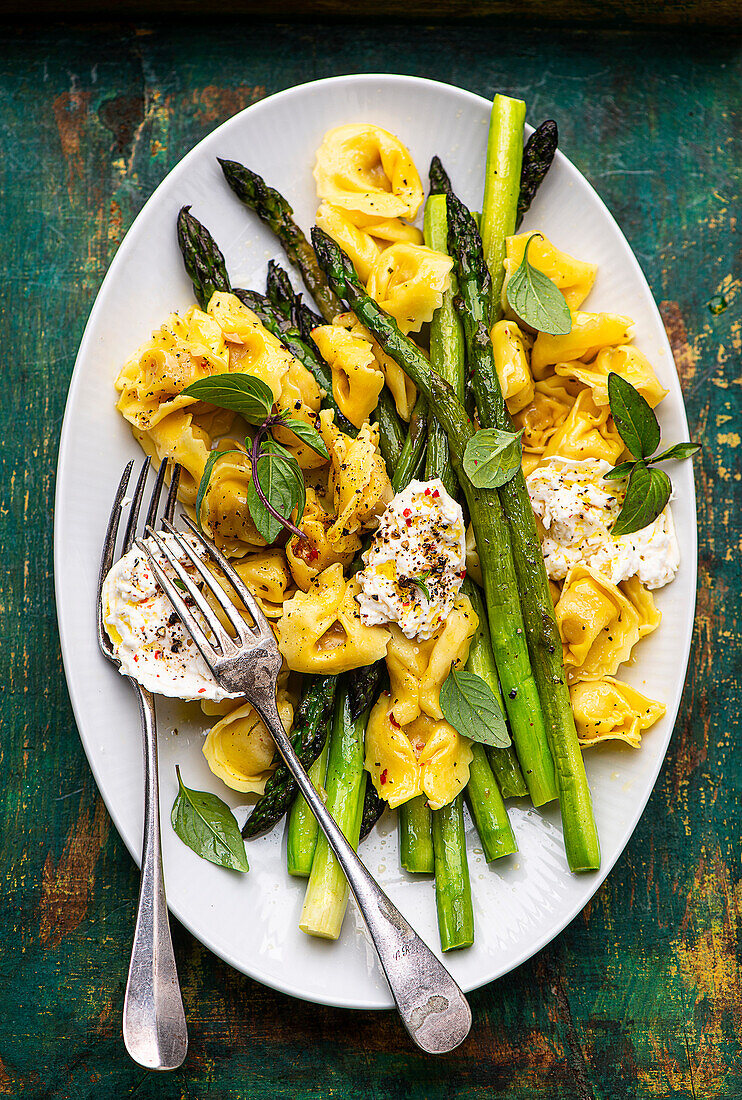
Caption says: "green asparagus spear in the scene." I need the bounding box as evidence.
[463,579,527,799]
[311,228,558,810]
[464,744,517,861]
[391,393,428,493]
[359,778,386,842]
[423,192,464,499]
[243,676,337,838]
[287,734,329,876]
[266,259,323,343]
[516,120,558,230]
[177,206,231,311]
[445,185,600,873]
[374,389,406,471]
[399,796,435,873]
[431,796,474,951]
[480,94,526,316]
[300,685,370,939]
[219,157,344,322]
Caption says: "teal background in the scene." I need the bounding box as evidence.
[1,19,740,1099]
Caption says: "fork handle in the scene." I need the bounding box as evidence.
[252,695,472,1054]
[123,686,188,1070]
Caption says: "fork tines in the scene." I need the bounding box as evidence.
[135,515,273,674]
[97,458,181,660]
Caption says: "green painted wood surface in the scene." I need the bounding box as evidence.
[0,20,740,1100]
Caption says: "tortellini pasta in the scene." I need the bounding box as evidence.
[315,202,382,284]
[503,233,597,311]
[556,345,668,409]
[327,421,393,544]
[570,678,665,748]
[385,596,478,724]
[556,566,640,680]
[490,320,535,414]
[285,487,360,591]
[203,691,294,793]
[275,562,390,674]
[314,124,424,220]
[333,313,416,420]
[232,549,295,619]
[542,389,624,465]
[366,244,453,334]
[208,292,295,398]
[115,307,228,432]
[530,312,635,378]
[133,408,212,507]
[512,374,581,454]
[198,441,266,557]
[620,576,662,638]
[364,696,472,810]
[311,324,385,428]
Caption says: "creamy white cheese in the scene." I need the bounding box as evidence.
[102,533,237,702]
[526,456,680,589]
[356,478,466,640]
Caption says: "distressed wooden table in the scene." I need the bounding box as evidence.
[1,17,740,1100]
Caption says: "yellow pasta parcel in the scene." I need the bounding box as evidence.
[327,421,392,543]
[385,595,478,725]
[333,312,417,420]
[364,697,472,811]
[490,319,535,414]
[207,291,295,400]
[311,324,385,428]
[619,576,662,638]
[115,307,228,432]
[198,441,266,557]
[285,487,360,591]
[276,562,390,674]
[556,565,641,681]
[133,408,212,507]
[203,692,294,793]
[542,388,624,466]
[531,312,635,377]
[512,374,581,454]
[503,233,597,311]
[313,123,424,220]
[366,243,453,335]
[556,345,668,409]
[231,549,295,620]
[570,677,665,748]
[315,202,382,284]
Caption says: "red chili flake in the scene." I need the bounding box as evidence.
[424,487,431,496]
[308,547,319,562]
[432,489,440,498]
[380,769,388,784]
[403,508,412,518]
[154,649,163,660]
[389,711,400,728]
[198,688,206,694]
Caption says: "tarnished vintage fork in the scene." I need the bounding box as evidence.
[137,513,472,1055]
[97,459,188,1071]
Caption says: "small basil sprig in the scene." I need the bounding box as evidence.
[440,664,511,748]
[171,766,249,872]
[463,427,524,489]
[184,374,329,543]
[505,232,572,336]
[605,372,700,537]
[402,570,433,601]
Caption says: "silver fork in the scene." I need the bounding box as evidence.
[137,514,472,1055]
[97,459,188,1071]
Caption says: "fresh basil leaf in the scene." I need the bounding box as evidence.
[247,440,305,543]
[183,374,275,426]
[612,461,671,537]
[651,441,701,463]
[607,372,660,459]
[194,447,240,532]
[440,664,511,749]
[505,233,572,336]
[463,427,524,489]
[171,766,249,872]
[603,460,635,481]
[407,571,432,601]
[279,416,330,458]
